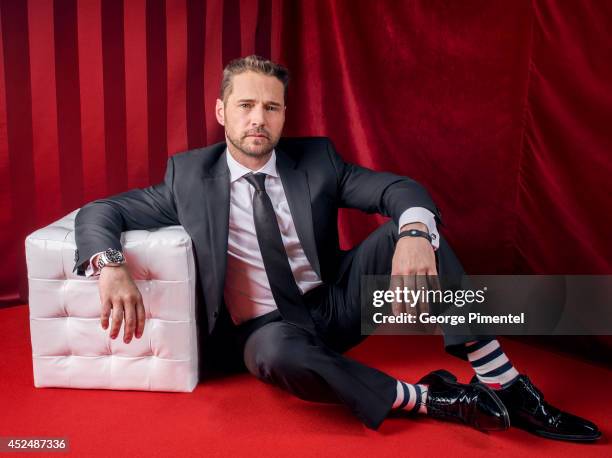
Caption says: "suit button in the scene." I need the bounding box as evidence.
[213,311,219,318]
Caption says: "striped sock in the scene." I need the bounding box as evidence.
[466,339,520,390]
[392,381,428,414]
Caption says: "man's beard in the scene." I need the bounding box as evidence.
[226,128,278,158]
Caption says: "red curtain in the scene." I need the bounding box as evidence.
[1,0,611,305]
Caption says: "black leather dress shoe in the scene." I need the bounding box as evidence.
[418,369,510,432]
[470,374,602,442]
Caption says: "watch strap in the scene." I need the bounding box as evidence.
[398,228,433,244]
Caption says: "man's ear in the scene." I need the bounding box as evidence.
[215,99,225,126]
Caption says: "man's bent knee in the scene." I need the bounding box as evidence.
[243,322,311,380]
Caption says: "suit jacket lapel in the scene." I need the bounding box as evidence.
[276,147,322,279]
[202,150,230,298]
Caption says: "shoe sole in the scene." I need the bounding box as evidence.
[419,369,510,432]
[531,428,602,442]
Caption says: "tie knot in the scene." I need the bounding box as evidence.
[244,172,267,192]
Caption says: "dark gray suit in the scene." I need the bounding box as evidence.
[73,137,469,429]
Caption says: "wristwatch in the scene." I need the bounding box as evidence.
[96,248,126,270]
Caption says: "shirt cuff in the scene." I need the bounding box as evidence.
[85,252,104,277]
[398,207,440,250]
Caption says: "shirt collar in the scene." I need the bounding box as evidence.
[226,148,279,183]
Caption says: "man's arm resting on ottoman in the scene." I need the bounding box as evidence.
[73,157,180,344]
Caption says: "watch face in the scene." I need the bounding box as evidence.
[104,249,125,264]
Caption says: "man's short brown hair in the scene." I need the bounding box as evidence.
[220,55,290,103]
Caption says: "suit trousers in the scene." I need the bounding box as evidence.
[203,220,477,430]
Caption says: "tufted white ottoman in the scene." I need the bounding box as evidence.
[25,210,199,392]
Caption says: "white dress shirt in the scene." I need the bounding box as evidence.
[86,148,440,325]
[223,149,324,324]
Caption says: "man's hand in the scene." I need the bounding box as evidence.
[390,222,438,316]
[97,263,145,344]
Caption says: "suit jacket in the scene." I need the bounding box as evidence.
[73,137,441,336]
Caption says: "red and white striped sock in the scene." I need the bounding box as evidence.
[392,380,428,414]
[466,339,519,390]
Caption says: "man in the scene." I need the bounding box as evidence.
[73,55,600,441]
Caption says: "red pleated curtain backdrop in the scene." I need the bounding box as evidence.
[1,0,611,306]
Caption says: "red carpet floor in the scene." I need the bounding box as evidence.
[1,304,610,457]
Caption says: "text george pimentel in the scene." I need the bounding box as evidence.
[372,311,525,325]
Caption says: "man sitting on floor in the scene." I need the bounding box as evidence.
[73,55,601,442]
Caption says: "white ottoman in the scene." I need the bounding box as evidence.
[25,210,199,392]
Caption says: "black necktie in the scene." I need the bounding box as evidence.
[243,172,316,331]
